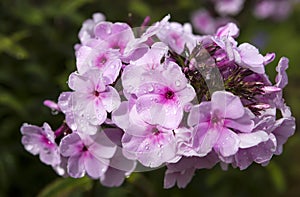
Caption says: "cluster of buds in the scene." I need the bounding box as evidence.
[21,13,295,188]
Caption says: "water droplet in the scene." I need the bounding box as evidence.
[128,85,134,92]
[145,145,149,150]
[106,28,112,34]
[175,80,181,87]
[148,85,154,92]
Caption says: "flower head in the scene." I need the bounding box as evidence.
[21,123,61,166]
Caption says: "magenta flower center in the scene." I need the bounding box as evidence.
[96,55,107,67]
[94,91,100,97]
[165,90,175,99]
[82,145,88,152]
[152,127,161,135]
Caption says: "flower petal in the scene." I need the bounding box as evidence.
[215,128,240,157]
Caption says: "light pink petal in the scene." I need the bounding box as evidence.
[162,62,188,92]
[238,43,265,74]
[176,168,195,188]
[88,131,117,159]
[126,105,151,137]
[272,117,295,154]
[59,133,82,157]
[164,170,177,189]
[112,101,130,130]
[122,132,176,168]
[211,91,244,119]
[100,167,127,187]
[68,72,94,93]
[264,53,275,65]
[187,103,211,127]
[99,86,121,112]
[40,147,61,166]
[109,148,136,172]
[81,99,106,126]
[133,42,168,70]
[57,92,73,115]
[122,65,146,94]
[216,22,239,38]
[193,123,219,156]
[76,46,93,74]
[176,84,196,105]
[275,57,289,89]
[224,109,254,133]
[238,130,269,149]
[67,155,85,178]
[84,154,109,178]
[136,94,183,129]
[215,128,240,157]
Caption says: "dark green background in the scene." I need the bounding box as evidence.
[0,0,300,196]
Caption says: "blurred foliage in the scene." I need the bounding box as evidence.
[0,0,300,196]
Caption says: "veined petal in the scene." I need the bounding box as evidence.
[238,130,269,149]
[67,155,85,178]
[84,153,109,178]
[215,128,240,157]
[59,133,83,157]
[211,91,244,119]
[193,123,219,156]
[136,94,183,129]
[99,86,121,112]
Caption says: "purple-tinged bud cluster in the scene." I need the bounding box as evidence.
[20,13,295,189]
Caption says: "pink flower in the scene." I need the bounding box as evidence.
[59,131,117,178]
[58,70,120,134]
[21,123,61,167]
[156,19,196,54]
[188,91,255,157]
[113,102,177,168]
[76,44,122,84]
[214,23,272,74]
[78,12,106,45]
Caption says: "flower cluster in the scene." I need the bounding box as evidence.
[192,0,299,34]
[21,13,295,188]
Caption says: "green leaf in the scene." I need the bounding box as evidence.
[0,90,25,116]
[266,162,286,194]
[129,0,151,18]
[37,177,92,197]
[0,32,29,59]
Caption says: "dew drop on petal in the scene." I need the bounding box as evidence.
[148,85,154,92]
[128,85,134,92]
[158,152,162,157]
[106,28,112,34]
[175,80,181,87]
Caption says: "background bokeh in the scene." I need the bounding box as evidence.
[0,0,300,196]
